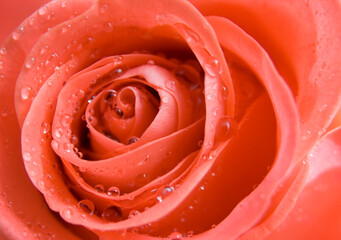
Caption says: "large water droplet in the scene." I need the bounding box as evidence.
[101,206,122,222]
[157,186,174,202]
[78,199,95,215]
[107,186,120,196]
[204,56,222,77]
[54,127,63,138]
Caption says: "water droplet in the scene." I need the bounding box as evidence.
[94,184,105,192]
[166,81,176,91]
[60,114,71,127]
[127,136,139,145]
[204,56,222,77]
[63,142,74,153]
[131,228,139,234]
[88,116,98,126]
[23,152,32,162]
[214,116,236,142]
[101,206,122,222]
[177,23,203,46]
[128,210,140,218]
[200,185,205,190]
[25,57,35,69]
[162,96,170,103]
[113,107,123,118]
[211,224,216,229]
[54,127,63,138]
[156,186,174,202]
[61,1,67,8]
[21,86,31,100]
[112,55,123,64]
[61,208,73,219]
[156,13,169,25]
[147,59,155,65]
[187,231,194,237]
[0,47,7,55]
[12,30,21,41]
[103,22,113,32]
[1,106,8,117]
[107,186,120,196]
[100,3,108,14]
[168,232,182,240]
[78,199,95,215]
[38,6,48,15]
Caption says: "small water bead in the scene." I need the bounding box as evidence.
[101,206,122,222]
[147,59,155,65]
[127,136,139,145]
[166,80,176,91]
[100,3,109,14]
[187,231,194,237]
[0,47,7,55]
[113,107,123,118]
[162,96,170,103]
[112,55,123,65]
[21,86,31,100]
[25,57,36,69]
[107,186,120,196]
[61,208,73,220]
[54,127,64,138]
[215,116,236,142]
[103,22,114,32]
[177,23,203,46]
[157,186,174,202]
[128,210,140,218]
[60,114,71,127]
[168,232,183,240]
[38,6,48,15]
[204,56,222,77]
[63,142,74,153]
[23,152,32,162]
[78,199,95,215]
[94,184,105,193]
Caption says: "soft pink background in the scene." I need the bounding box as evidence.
[0,0,49,44]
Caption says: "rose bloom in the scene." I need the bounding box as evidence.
[0,0,340,239]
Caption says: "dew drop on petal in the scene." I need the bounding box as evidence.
[100,3,108,14]
[61,114,71,127]
[214,116,237,142]
[40,122,51,135]
[0,47,7,55]
[204,56,222,77]
[107,186,120,196]
[25,57,35,69]
[187,231,194,237]
[54,127,63,138]
[166,80,176,91]
[128,210,140,218]
[127,136,139,145]
[38,6,47,15]
[101,206,122,222]
[168,232,183,240]
[94,184,105,193]
[21,86,31,100]
[23,152,32,162]
[103,22,113,32]
[78,199,95,215]
[60,208,73,220]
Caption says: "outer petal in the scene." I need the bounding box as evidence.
[264,127,341,240]
[189,0,341,161]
